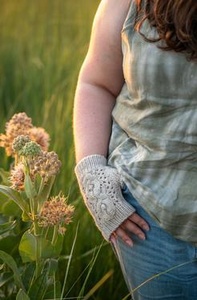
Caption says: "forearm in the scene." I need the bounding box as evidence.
[73,81,116,162]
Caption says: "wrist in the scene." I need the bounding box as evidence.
[75,154,107,174]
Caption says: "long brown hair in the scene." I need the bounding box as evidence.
[135,0,197,60]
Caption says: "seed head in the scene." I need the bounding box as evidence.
[29,151,61,182]
[5,112,33,137]
[38,194,74,234]
[9,163,25,191]
[0,113,50,156]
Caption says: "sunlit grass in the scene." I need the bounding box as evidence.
[0,1,129,299]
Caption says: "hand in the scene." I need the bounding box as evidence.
[110,212,149,247]
[75,154,136,241]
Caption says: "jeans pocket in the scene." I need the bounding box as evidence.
[121,184,138,209]
[121,182,128,193]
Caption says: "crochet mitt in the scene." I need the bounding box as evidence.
[75,154,135,240]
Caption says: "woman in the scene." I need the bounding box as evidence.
[73,0,197,299]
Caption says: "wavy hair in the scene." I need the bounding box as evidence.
[135,0,197,60]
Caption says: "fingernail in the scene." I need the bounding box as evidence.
[110,236,116,244]
[143,225,149,231]
[126,240,133,247]
[139,234,145,240]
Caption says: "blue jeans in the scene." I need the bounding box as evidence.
[112,186,197,300]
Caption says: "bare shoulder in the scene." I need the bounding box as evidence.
[93,0,131,35]
[87,0,132,63]
[79,0,131,96]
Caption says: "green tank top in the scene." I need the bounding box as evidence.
[108,1,197,245]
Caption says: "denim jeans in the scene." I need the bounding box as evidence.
[112,186,197,300]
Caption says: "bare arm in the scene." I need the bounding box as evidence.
[73,0,149,245]
[73,0,131,162]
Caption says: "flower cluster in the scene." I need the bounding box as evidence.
[10,163,25,191]
[9,136,61,190]
[0,112,50,156]
[38,194,74,234]
[12,135,31,154]
[29,151,61,183]
[0,112,75,299]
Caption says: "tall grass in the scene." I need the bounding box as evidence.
[0,1,129,299]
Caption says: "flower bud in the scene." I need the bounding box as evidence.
[19,141,42,157]
[12,135,31,153]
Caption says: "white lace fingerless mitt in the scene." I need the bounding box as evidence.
[75,154,135,241]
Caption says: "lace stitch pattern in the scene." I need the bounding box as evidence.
[82,167,123,222]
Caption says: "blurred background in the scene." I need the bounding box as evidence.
[0,1,129,299]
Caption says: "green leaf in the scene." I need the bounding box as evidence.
[28,270,49,300]
[34,174,42,194]
[0,213,7,224]
[21,262,36,291]
[0,220,17,234]
[0,185,29,214]
[53,233,64,256]
[0,193,10,212]
[22,210,31,222]
[24,173,37,199]
[0,235,20,254]
[2,199,22,217]
[0,272,13,288]
[0,250,24,290]
[19,231,63,263]
[44,258,58,277]
[19,231,37,262]
[0,168,10,185]
[16,289,30,300]
[44,280,61,299]
[37,176,55,206]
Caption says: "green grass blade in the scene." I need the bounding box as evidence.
[60,222,79,300]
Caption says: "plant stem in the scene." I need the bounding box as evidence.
[52,225,58,245]
[35,235,43,279]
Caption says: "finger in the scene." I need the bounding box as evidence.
[115,227,134,247]
[121,219,146,240]
[109,232,117,244]
[128,213,149,231]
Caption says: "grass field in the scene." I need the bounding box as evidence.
[0,1,129,299]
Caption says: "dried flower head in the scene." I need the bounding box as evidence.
[0,112,50,156]
[0,113,33,155]
[9,163,25,191]
[5,112,33,137]
[29,151,61,182]
[29,127,50,151]
[12,135,31,154]
[38,194,74,234]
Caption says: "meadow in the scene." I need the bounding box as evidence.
[0,1,129,299]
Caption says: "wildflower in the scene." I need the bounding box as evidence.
[0,112,50,156]
[5,112,33,137]
[12,135,31,154]
[29,127,50,151]
[38,194,74,234]
[29,151,61,183]
[19,141,42,157]
[9,163,25,191]
[0,113,33,156]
